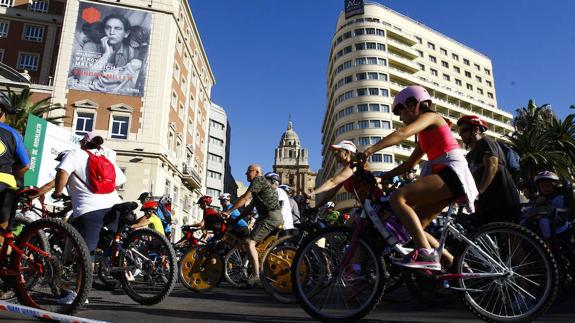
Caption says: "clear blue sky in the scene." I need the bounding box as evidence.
[190,0,575,185]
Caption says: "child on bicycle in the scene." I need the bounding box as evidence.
[520,171,569,243]
[131,201,165,235]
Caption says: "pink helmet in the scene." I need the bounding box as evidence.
[392,85,432,115]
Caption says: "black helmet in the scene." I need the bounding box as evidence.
[0,91,17,115]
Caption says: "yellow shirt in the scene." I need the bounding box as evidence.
[148,214,165,236]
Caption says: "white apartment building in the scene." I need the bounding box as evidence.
[321,2,514,210]
[206,103,229,209]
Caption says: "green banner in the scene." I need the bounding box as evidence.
[23,115,47,186]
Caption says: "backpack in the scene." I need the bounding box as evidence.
[497,141,521,173]
[83,150,116,194]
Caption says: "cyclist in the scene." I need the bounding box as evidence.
[520,171,569,243]
[265,172,294,230]
[190,195,225,240]
[0,91,30,244]
[131,201,164,235]
[279,184,300,225]
[219,193,249,238]
[457,115,521,224]
[222,164,283,285]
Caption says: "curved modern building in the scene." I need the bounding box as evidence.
[321,2,514,211]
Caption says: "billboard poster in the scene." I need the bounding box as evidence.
[345,0,364,19]
[67,2,152,97]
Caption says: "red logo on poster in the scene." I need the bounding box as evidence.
[82,7,101,24]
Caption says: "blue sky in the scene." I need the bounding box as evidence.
[190,0,575,184]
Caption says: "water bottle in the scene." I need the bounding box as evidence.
[363,199,398,245]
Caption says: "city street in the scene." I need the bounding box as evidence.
[1,282,573,323]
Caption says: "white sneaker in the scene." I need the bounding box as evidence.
[57,290,89,305]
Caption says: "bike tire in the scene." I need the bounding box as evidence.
[179,245,224,292]
[223,247,251,288]
[291,226,386,322]
[260,235,300,304]
[93,252,120,291]
[456,222,558,322]
[12,218,92,314]
[118,228,178,305]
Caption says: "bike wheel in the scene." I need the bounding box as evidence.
[261,235,299,303]
[456,222,558,322]
[179,245,224,292]
[118,228,177,305]
[12,218,92,314]
[224,247,251,288]
[93,251,120,291]
[291,226,385,322]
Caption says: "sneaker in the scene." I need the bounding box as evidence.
[0,290,15,300]
[57,290,89,305]
[392,248,441,271]
[246,274,260,286]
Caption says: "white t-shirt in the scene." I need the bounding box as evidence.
[57,148,126,216]
[276,188,294,230]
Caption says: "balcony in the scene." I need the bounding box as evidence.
[387,53,419,74]
[181,163,202,189]
[386,27,417,46]
[386,38,418,59]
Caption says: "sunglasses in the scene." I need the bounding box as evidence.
[458,127,472,136]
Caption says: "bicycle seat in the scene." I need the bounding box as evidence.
[112,201,139,212]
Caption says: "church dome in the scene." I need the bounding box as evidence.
[280,121,301,147]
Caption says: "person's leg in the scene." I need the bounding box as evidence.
[416,201,454,267]
[390,175,453,249]
[245,238,259,277]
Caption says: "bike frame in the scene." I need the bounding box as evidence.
[0,224,49,277]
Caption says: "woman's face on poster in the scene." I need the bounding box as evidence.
[104,18,129,45]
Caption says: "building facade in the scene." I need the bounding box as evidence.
[0,0,217,241]
[321,3,514,210]
[273,120,316,198]
[206,102,235,209]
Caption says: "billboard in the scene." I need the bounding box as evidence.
[67,2,152,97]
[344,0,364,19]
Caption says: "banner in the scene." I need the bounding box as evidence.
[66,2,152,97]
[345,0,364,19]
[23,115,116,188]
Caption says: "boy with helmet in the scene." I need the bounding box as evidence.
[279,184,300,225]
[265,172,294,230]
[0,91,30,245]
[520,171,569,242]
[218,193,249,238]
[131,201,164,235]
[457,115,521,224]
[191,195,225,240]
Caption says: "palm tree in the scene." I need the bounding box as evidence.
[512,100,556,134]
[5,87,66,133]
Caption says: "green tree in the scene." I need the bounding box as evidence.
[512,100,556,133]
[5,87,66,133]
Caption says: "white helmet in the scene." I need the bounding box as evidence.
[219,193,231,201]
[326,201,335,208]
[534,171,559,183]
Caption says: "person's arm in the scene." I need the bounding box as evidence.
[309,166,354,199]
[364,113,440,157]
[52,169,70,199]
[381,146,425,181]
[477,155,498,194]
[14,165,29,180]
[223,191,252,216]
[314,184,343,208]
[131,216,150,229]
[31,179,55,199]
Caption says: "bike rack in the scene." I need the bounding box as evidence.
[0,301,110,323]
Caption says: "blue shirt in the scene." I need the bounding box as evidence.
[224,203,248,228]
[0,123,29,171]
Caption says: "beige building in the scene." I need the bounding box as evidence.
[41,0,216,240]
[321,3,514,210]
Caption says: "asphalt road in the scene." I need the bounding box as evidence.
[1,283,573,323]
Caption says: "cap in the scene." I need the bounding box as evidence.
[82,131,98,143]
[331,140,357,153]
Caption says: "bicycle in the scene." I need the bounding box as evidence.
[292,183,559,322]
[0,187,92,314]
[95,201,178,305]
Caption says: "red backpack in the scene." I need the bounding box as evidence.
[78,150,117,194]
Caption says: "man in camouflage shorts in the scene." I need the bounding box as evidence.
[222,164,283,285]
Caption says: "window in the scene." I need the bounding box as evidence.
[368,88,379,95]
[358,120,368,129]
[208,153,223,163]
[455,79,462,86]
[75,112,94,135]
[382,121,391,129]
[453,66,460,73]
[17,53,40,71]
[172,186,179,206]
[486,80,492,87]
[474,63,481,71]
[0,0,13,7]
[356,72,366,80]
[440,48,447,56]
[466,83,473,90]
[452,53,459,61]
[376,29,384,36]
[430,68,438,76]
[355,43,365,51]
[0,49,4,62]
[206,188,221,197]
[357,88,367,96]
[355,28,364,36]
[475,76,482,83]
[164,179,171,197]
[369,104,380,111]
[465,71,471,78]
[463,58,470,66]
[415,36,422,44]
[369,120,380,128]
[418,63,425,71]
[427,42,435,50]
[173,63,180,80]
[365,28,375,35]
[111,115,129,139]
[0,20,9,38]
[209,136,224,147]
[487,92,494,99]
[171,91,177,107]
[366,42,376,50]
[208,171,222,180]
[23,25,44,42]
[417,50,423,57]
[477,88,484,95]
[441,61,449,68]
[357,104,368,112]
[381,104,390,113]
[429,55,436,63]
[383,154,393,163]
[358,137,370,145]
[370,136,382,144]
[28,0,49,13]
[370,154,382,163]
[210,120,225,130]
[443,74,450,81]
[484,68,491,75]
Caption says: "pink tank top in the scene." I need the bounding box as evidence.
[418,123,460,161]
